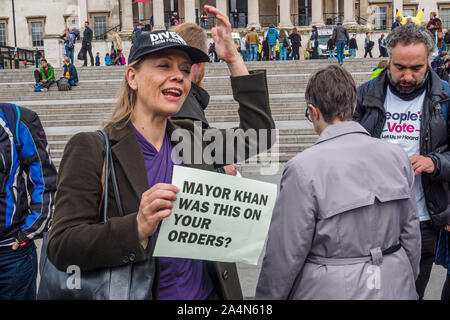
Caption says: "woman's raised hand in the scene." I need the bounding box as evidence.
[204,5,249,77]
[136,183,179,240]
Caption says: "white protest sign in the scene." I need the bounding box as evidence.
[153,165,277,265]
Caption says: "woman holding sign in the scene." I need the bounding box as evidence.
[44,5,274,300]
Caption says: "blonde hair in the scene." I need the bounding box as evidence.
[103,58,144,130]
[64,56,71,64]
[377,60,389,70]
[170,23,207,54]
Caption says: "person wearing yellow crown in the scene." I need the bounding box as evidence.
[395,8,424,26]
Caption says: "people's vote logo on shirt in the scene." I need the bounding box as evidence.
[382,111,421,138]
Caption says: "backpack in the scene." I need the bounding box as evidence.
[57,77,71,91]
[131,30,139,43]
[283,37,289,47]
[33,83,44,92]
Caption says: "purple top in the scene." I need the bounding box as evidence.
[130,122,216,300]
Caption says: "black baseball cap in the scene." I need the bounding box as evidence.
[128,30,210,65]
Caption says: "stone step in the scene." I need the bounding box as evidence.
[1,72,371,87]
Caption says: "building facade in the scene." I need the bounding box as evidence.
[1,0,450,51]
[1,0,450,68]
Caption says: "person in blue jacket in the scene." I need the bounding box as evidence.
[0,103,57,299]
[266,24,279,60]
[105,52,112,66]
[62,56,79,86]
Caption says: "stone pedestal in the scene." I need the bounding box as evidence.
[43,35,64,68]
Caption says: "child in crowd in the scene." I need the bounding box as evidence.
[95,52,101,66]
[105,53,112,66]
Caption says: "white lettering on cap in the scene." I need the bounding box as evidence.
[149,31,187,45]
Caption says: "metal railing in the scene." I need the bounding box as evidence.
[0,45,36,69]
[95,23,121,40]
[356,15,368,25]
[323,12,344,25]
[198,16,217,30]
[291,14,311,26]
[229,13,248,28]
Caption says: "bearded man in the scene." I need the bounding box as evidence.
[353,23,450,300]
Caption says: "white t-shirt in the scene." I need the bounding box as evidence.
[381,87,430,221]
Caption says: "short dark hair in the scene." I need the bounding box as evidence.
[41,58,47,63]
[305,65,356,123]
[386,23,434,59]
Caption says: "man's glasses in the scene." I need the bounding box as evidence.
[305,104,313,122]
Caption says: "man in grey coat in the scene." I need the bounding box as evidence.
[255,65,421,300]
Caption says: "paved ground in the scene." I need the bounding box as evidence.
[35,163,447,300]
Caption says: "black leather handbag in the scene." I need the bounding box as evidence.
[37,130,156,300]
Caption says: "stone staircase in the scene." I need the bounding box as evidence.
[0,59,382,173]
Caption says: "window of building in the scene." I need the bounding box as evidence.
[441,7,450,30]
[0,21,7,46]
[374,6,387,30]
[65,16,79,30]
[403,8,416,19]
[93,15,107,40]
[31,21,44,47]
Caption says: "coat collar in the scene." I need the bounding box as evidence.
[107,121,149,199]
[315,121,370,145]
[363,67,449,110]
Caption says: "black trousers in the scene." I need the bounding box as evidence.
[364,48,373,58]
[82,42,94,66]
[292,45,300,60]
[415,221,439,300]
[442,273,450,300]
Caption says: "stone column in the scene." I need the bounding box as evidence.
[120,0,134,33]
[311,0,325,26]
[152,0,166,30]
[278,0,293,28]
[138,2,145,22]
[247,0,261,29]
[216,0,228,18]
[77,0,88,29]
[343,0,357,25]
[184,0,196,23]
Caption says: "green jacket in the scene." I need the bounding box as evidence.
[40,64,56,81]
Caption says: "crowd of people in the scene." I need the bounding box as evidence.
[0,6,449,302]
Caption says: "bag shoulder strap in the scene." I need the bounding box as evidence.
[0,103,22,153]
[96,130,124,221]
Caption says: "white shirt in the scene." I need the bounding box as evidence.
[381,87,430,221]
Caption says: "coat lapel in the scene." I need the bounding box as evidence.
[108,122,149,199]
